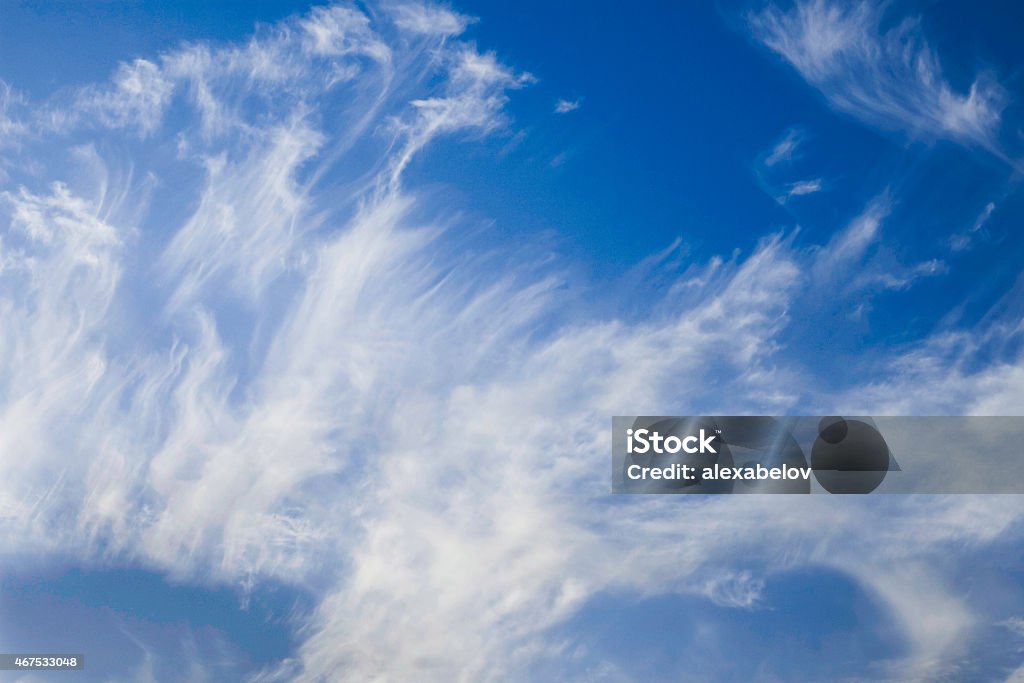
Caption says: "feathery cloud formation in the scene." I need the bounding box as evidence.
[0,3,1022,681]
[750,0,1008,157]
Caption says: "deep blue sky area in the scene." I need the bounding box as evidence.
[1,566,307,677]
[544,569,898,682]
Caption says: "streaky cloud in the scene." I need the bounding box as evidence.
[554,98,581,114]
[763,127,802,166]
[750,0,1009,159]
[778,177,822,202]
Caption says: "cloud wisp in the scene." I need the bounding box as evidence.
[779,177,822,202]
[750,0,1009,158]
[554,98,581,114]
[763,127,803,166]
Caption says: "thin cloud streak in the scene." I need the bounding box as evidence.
[554,98,581,114]
[778,177,822,202]
[764,127,802,166]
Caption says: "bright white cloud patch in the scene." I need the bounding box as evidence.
[390,1,471,35]
[0,3,1022,682]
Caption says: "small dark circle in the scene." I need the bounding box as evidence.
[818,416,848,444]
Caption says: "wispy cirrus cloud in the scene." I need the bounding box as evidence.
[0,3,1022,682]
[950,199,998,252]
[554,98,581,114]
[750,0,1009,157]
[757,127,824,204]
[763,127,803,166]
[808,192,946,301]
[805,190,891,292]
[778,177,822,202]
[838,317,1024,416]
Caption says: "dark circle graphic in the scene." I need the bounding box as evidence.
[811,419,889,494]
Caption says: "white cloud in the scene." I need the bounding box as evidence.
[850,257,946,293]
[393,47,532,184]
[389,2,472,36]
[1000,616,1024,639]
[786,178,821,196]
[74,58,174,135]
[0,82,29,150]
[806,192,947,301]
[158,120,325,309]
[555,98,581,114]
[299,5,392,62]
[751,0,1008,156]
[837,319,1024,416]
[779,177,822,202]
[974,201,997,231]
[0,0,535,587]
[763,128,802,166]
[811,191,889,283]
[950,200,998,251]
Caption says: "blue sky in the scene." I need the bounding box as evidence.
[1,1,1024,681]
